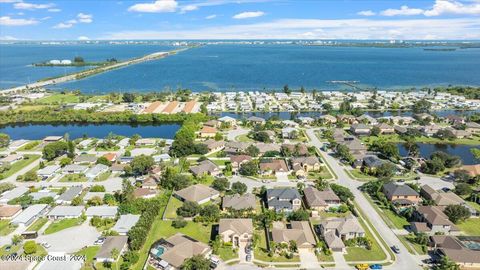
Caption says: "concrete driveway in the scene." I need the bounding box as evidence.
[299,249,319,269]
[227,127,250,141]
[36,220,100,253]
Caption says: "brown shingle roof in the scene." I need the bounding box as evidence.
[0,205,22,218]
[183,100,196,113]
[144,101,162,113]
[162,101,179,114]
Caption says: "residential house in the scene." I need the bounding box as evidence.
[224,141,251,155]
[420,185,467,207]
[271,221,316,249]
[85,206,118,219]
[319,115,337,124]
[218,218,253,247]
[281,127,298,139]
[282,120,299,128]
[362,155,387,174]
[199,126,217,138]
[266,188,302,212]
[259,159,289,176]
[85,164,109,179]
[141,176,158,190]
[291,156,321,177]
[95,236,128,263]
[461,164,480,178]
[445,115,465,125]
[297,116,315,125]
[230,155,252,173]
[411,206,460,235]
[30,191,57,201]
[83,192,105,203]
[43,136,63,143]
[444,127,472,139]
[320,214,365,252]
[0,154,23,165]
[218,116,237,127]
[62,165,88,174]
[73,155,97,164]
[0,205,22,220]
[0,187,28,204]
[256,143,281,155]
[350,124,371,136]
[247,116,266,125]
[382,182,421,207]
[375,123,395,134]
[174,184,220,205]
[281,143,309,156]
[133,188,157,199]
[11,204,48,227]
[222,193,256,211]
[112,214,140,235]
[465,122,480,134]
[103,153,117,163]
[357,114,378,125]
[429,235,480,269]
[37,165,60,178]
[337,114,357,124]
[303,186,342,213]
[420,125,442,137]
[204,120,221,128]
[201,140,225,153]
[153,233,211,269]
[190,160,221,177]
[56,186,83,204]
[47,206,84,219]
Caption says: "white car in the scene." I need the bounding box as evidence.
[42,242,51,248]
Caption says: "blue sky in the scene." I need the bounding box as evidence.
[0,0,479,40]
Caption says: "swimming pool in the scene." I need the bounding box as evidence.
[151,246,165,258]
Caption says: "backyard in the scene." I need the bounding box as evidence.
[457,218,480,236]
[44,218,84,235]
[0,220,17,236]
[0,154,40,179]
[60,173,88,182]
[253,229,300,263]
[163,196,183,220]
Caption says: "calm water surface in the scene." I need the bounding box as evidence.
[398,143,479,165]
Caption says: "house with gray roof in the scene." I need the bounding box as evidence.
[30,191,57,201]
[266,188,302,212]
[382,182,421,207]
[112,214,140,235]
[247,116,266,125]
[56,186,83,204]
[83,192,105,202]
[11,204,48,227]
[47,206,84,219]
[189,160,221,177]
[85,164,109,179]
[350,124,371,135]
[85,206,118,218]
[303,187,342,212]
[73,154,97,164]
[62,164,88,174]
[95,236,128,262]
[37,165,60,178]
[222,193,256,211]
[0,186,28,204]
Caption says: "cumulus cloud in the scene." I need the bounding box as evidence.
[380,5,424,16]
[233,11,265,19]
[77,13,93,23]
[54,13,93,29]
[180,4,198,13]
[78,36,90,40]
[48,8,61,12]
[0,16,38,26]
[0,35,18,40]
[102,18,480,40]
[128,0,178,13]
[13,2,54,10]
[205,14,217,19]
[53,22,73,29]
[424,0,480,16]
[357,10,376,16]
[0,0,21,3]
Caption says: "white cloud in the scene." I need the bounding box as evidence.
[380,5,424,16]
[48,8,61,12]
[233,11,265,19]
[180,4,198,13]
[102,18,480,40]
[14,2,54,10]
[424,0,480,16]
[77,13,93,23]
[128,0,178,13]
[0,35,18,40]
[205,14,217,19]
[357,10,375,16]
[41,16,51,20]
[0,16,38,26]
[0,0,21,3]
[53,22,73,29]
[66,19,77,24]
[78,36,90,40]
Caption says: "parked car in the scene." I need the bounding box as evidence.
[5,245,11,252]
[355,264,369,270]
[246,254,252,262]
[370,264,382,269]
[94,237,105,245]
[391,245,400,254]
[41,242,51,248]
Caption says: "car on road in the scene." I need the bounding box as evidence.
[355,264,369,270]
[5,245,11,252]
[369,264,382,269]
[246,254,252,262]
[391,245,400,254]
[41,242,51,248]
[422,258,433,264]
[94,237,105,245]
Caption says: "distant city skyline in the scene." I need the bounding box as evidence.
[1,0,480,40]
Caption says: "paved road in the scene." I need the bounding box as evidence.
[227,127,250,141]
[305,128,423,270]
[36,220,100,253]
[230,175,296,192]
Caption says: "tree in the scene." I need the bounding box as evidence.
[331,184,354,202]
[23,240,37,254]
[110,247,120,261]
[74,56,84,63]
[11,234,23,245]
[412,99,431,113]
[454,183,472,196]
[212,178,229,192]
[172,218,188,228]
[375,162,396,180]
[177,201,200,217]
[199,204,220,223]
[245,145,260,157]
[239,161,258,176]
[283,84,291,94]
[161,168,192,190]
[90,185,106,192]
[444,205,470,224]
[403,138,419,157]
[122,93,136,103]
[97,156,112,166]
[287,209,309,221]
[315,177,329,191]
[421,158,445,174]
[0,133,9,148]
[436,129,456,140]
[67,140,75,158]
[369,141,400,161]
[181,255,210,270]
[252,131,271,143]
[336,144,354,164]
[214,132,223,141]
[23,171,38,182]
[231,181,247,195]
[130,155,154,175]
[71,196,83,206]
[453,169,471,183]
[42,141,68,161]
[471,148,480,160]
[370,126,381,136]
[59,157,72,167]
[432,255,460,270]
[121,179,134,203]
[431,151,462,168]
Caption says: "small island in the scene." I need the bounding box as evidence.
[33,56,118,67]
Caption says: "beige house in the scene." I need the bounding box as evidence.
[154,233,211,269]
[199,126,217,138]
[303,187,342,213]
[271,221,316,249]
[430,235,480,269]
[375,123,395,134]
[320,214,365,252]
[174,184,220,205]
[218,218,253,247]
[222,193,256,212]
[291,156,321,176]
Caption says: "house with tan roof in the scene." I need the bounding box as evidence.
[190,160,221,177]
[199,126,217,138]
[182,100,197,113]
[200,140,225,153]
[259,159,289,176]
[0,205,22,220]
[320,214,365,252]
[151,233,211,269]
[174,184,220,205]
[430,235,480,268]
[303,187,341,213]
[291,156,321,177]
[219,218,253,246]
[420,185,467,207]
[229,155,251,173]
[162,101,179,114]
[319,115,337,124]
[411,206,460,235]
[133,188,157,199]
[461,164,480,177]
[102,153,117,162]
[281,143,309,156]
[271,221,316,249]
[222,193,256,211]
[375,123,395,134]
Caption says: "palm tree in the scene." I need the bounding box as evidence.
[110,248,120,270]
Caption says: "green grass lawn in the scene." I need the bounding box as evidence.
[60,173,88,182]
[26,218,48,232]
[382,208,410,230]
[466,201,480,213]
[401,235,427,255]
[253,229,300,263]
[36,93,81,104]
[457,218,480,236]
[348,169,377,181]
[0,244,21,256]
[76,246,100,262]
[0,154,40,179]
[217,246,238,261]
[212,159,229,166]
[95,172,111,182]
[316,252,334,262]
[44,218,84,235]
[343,217,387,262]
[235,134,253,142]
[0,220,17,236]
[164,196,183,219]
[17,141,41,151]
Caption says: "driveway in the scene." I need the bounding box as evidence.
[227,127,250,141]
[230,175,296,192]
[299,249,319,269]
[276,174,289,183]
[36,220,100,253]
[331,252,349,270]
